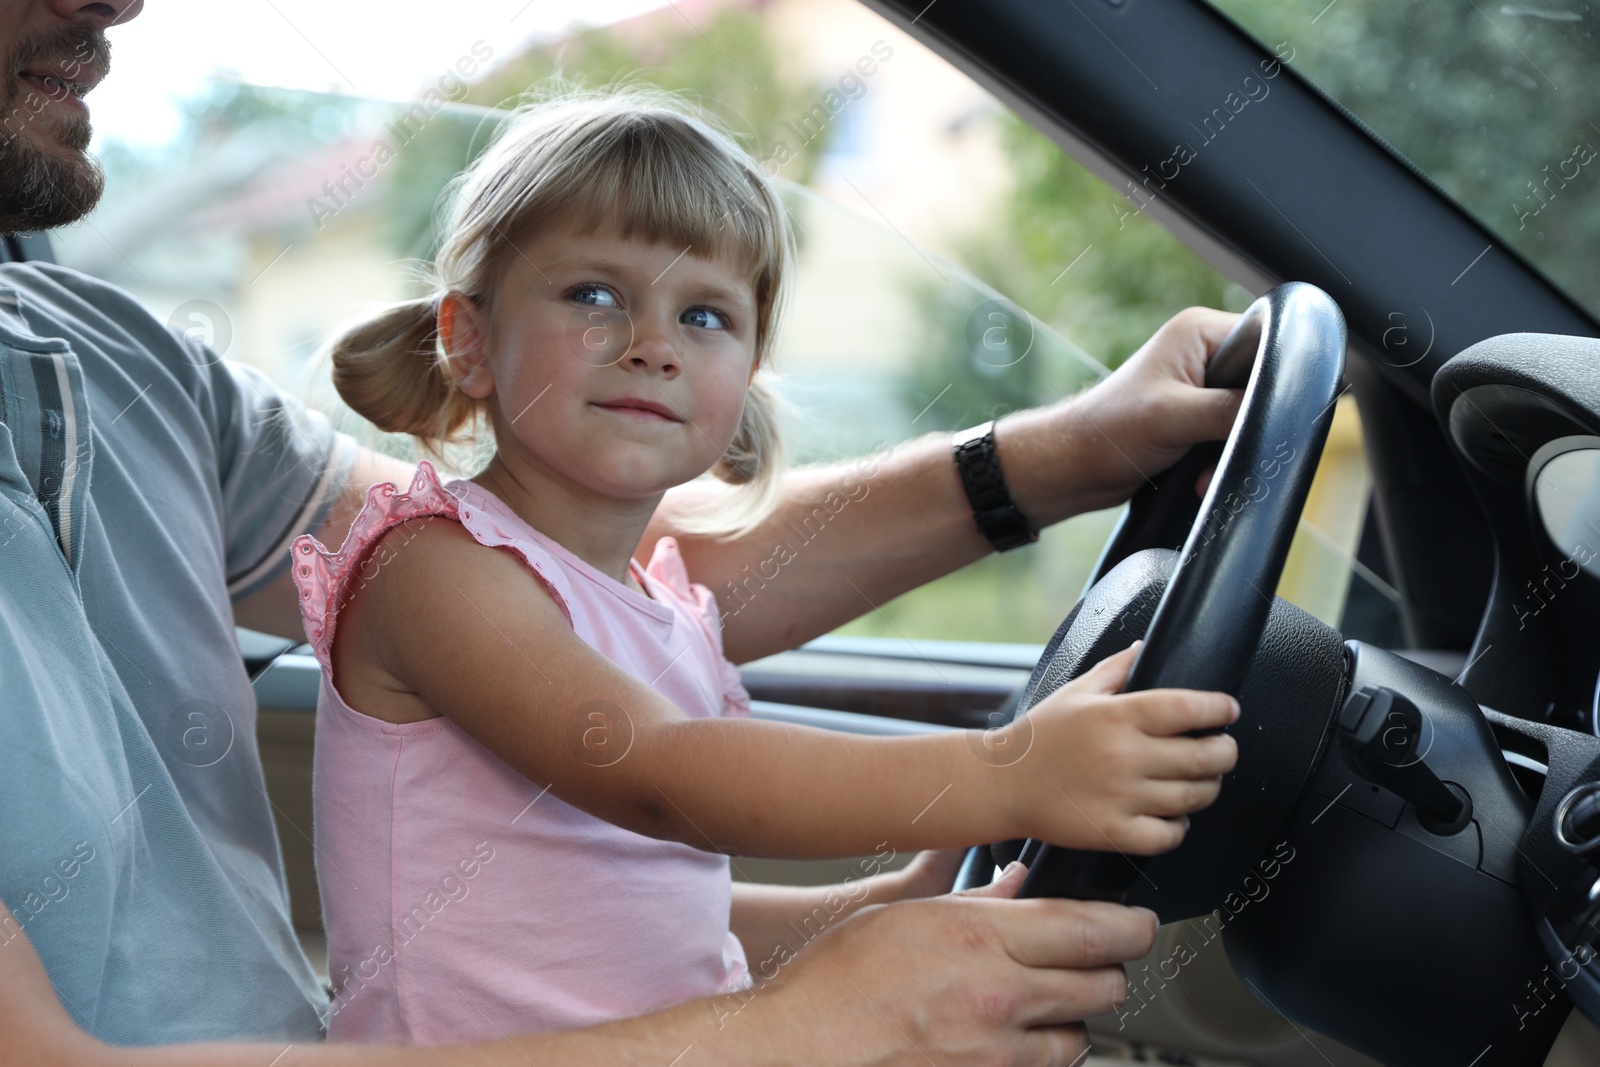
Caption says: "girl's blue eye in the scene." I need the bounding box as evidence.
[570,285,618,308]
[682,307,730,331]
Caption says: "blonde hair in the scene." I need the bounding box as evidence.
[330,83,793,536]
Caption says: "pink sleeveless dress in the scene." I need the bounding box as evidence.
[290,461,752,1045]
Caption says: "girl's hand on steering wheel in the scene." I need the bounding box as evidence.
[995,641,1240,856]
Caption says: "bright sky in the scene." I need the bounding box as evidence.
[89,0,670,149]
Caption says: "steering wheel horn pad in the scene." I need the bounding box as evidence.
[1009,547,1351,918]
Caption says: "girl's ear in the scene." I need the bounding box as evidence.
[439,291,496,400]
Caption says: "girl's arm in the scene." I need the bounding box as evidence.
[348,518,1239,860]
[731,849,966,969]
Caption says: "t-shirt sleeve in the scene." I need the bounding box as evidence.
[191,348,358,603]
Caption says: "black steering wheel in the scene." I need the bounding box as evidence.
[956,281,1348,906]
[947,287,1595,1065]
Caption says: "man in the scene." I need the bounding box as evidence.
[0,1,1244,1063]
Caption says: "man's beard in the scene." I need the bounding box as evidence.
[0,24,111,235]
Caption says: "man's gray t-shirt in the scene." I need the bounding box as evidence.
[0,262,355,1043]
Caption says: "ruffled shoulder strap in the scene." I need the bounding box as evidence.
[291,462,580,671]
[643,535,737,642]
[290,460,466,670]
[641,536,752,718]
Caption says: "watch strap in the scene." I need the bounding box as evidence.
[952,420,1038,552]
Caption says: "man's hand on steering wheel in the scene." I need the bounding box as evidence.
[1004,307,1246,524]
[755,863,1161,1067]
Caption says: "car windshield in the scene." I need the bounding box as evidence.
[1212,0,1600,322]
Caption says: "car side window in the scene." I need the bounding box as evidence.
[58,1,1383,646]
[1211,0,1600,327]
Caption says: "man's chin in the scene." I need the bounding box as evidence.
[0,130,104,235]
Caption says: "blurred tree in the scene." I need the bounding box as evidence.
[979,112,1243,364]
[1214,0,1600,315]
[94,81,365,189]
[903,109,1242,436]
[174,81,360,145]
[875,109,1245,645]
[383,6,830,258]
[911,0,1600,439]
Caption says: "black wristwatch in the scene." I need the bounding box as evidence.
[952,420,1038,552]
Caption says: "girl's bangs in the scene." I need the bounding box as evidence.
[533,117,779,280]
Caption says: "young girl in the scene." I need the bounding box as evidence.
[292,88,1238,1045]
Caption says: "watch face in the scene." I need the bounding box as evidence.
[954,422,993,450]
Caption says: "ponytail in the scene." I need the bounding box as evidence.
[329,296,480,452]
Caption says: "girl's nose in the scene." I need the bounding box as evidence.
[623,319,681,378]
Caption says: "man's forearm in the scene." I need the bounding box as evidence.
[8,881,1157,1067]
[647,308,1243,664]
[0,912,802,1067]
[648,408,1090,665]
[116,999,787,1067]
[3,879,828,1067]
[647,431,985,664]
